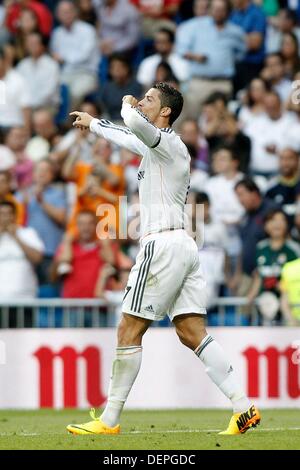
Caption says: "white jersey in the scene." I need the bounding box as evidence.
[90,102,190,237]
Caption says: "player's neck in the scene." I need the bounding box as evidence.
[154,117,171,129]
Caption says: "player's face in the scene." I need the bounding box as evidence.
[138,89,164,124]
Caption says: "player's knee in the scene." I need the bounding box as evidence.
[176,326,207,350]
[117,314,148,346]
[176,329,195,350]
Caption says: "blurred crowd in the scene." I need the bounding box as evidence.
[1,0,300,327]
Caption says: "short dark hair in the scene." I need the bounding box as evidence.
[27,31,49,48]
[235,177,261,195]
[195,191,210,205]
[212,144,239,161]
[203,91,229,107]
[263,208,289,227]
[156,28,175,44]
[153,82,183,125]
[266,52,284,64]
[109,53,131,71]
[281,8,298,24]
[0,200,17,214]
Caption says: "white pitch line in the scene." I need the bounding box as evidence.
[124,427,300,435]
[0,427,300,437]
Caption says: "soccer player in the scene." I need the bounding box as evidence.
[66,83,260,435]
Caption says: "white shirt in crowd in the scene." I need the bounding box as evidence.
[0,227,44,298]
[190,168,209,192]
[17,54,60,109]
[244,112,297,173]
[0,69,31,127]
[273,79,292,104]
[238,107,266,133]
[204,173,244,258]
[137,53,190,88]
[204,173,244,225]
[50,20,100,75]
[285,119,300,152]
[196,220,228,307]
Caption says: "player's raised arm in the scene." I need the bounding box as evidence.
[69,111,146,155]
[121,96,161,149]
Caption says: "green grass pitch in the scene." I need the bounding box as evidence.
[0,409,299,450]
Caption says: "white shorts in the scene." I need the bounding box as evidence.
[122,229,207,322]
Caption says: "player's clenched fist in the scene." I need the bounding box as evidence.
[122,95,138,107]
[70,111,93,129]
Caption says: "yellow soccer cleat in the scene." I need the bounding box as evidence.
[219,405,261,435]
[67,409,120,435]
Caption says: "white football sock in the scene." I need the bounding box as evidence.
[195,335,251,413]
[101,346,142,427]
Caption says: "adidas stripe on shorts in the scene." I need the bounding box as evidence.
[122,229,207,322]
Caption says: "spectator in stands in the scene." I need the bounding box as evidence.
[153,60,176,84]
[0,200,44,301]
[54,210,115,298]
[26,109,60,161]
[247,209,300,324]
[50,0,99,106]
[280,31,300,79]
[231,0,267,92]
[0,171,25,226]
[17,31,60,111]
[231,178,278,295]
[54,101,99,164]
[204,146,244,225]
[14,8,41,61]
[137,28,190,90]
[131,0,180,39]
[176,0,246,118]
[6,0,53,37]
[17,158,67,283]
[178,0,209,22]
[77,0,98,26]
[180,119,209,173]
[0,47,31,132]
[204,146,244,277]
[265,148,300,219]
[238,77,267,132]
[202,99,251,173]
[0,145,16,172]
[99,54,142,121]
[244,91,296,177]
[291,202,300,242]
[94,0,140,57]
[0,2,9,48]
[280,256,300,325]
[266,9,300,55]
[4,127,33,190]
[192,191,229,308]
[260,52,292,103]
[186,144,209,193]
[62,137,125,238]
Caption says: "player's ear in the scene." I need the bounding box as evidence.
[160,106,171,118]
